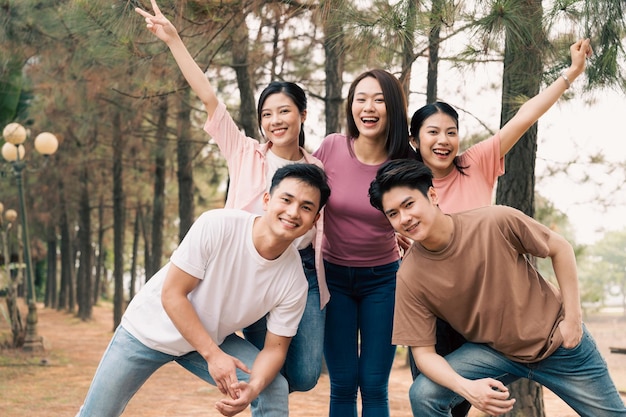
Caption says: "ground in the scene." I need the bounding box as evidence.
[1,301,625,416]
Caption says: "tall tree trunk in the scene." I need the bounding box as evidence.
[140,201,151,286]
[176,89,194,242]
[93,194,104,304]
[57,179,74,312]
[495,0,546,415]
[322,0,345,136]
[426,0,444,104]
[399,0,417,98]
[149,96,168,278]
[112,109,126,330]
[231,6,258,139]
[130,206,140,301]
[77,164,92,321]
[44,221,57,309]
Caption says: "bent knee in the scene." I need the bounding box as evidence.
[286,370,321,392]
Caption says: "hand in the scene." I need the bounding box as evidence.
[462,378,515,416]
[134,0,179,44]
[206,348,251,400]
[558,318,583,349]
[396,232,413,253]
[215,381,259,416]
[569,38,593,75]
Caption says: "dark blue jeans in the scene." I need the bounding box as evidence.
[243,245,325,392]
[323,260,399,417]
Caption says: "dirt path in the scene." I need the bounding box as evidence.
[1,302,624,416]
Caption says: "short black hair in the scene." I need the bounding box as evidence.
[369,159,433,212]
[270,164,331,212]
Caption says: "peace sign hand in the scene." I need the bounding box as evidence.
[134,0,179,44]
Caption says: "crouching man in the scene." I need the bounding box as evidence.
[368,159,626,417]
[76,163,330,417]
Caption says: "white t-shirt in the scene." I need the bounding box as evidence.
[122,209,308,356]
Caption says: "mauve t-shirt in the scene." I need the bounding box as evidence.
[313,134,399,267]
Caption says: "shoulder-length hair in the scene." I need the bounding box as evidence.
[345,69,415,160]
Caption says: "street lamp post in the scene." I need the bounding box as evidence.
[0,202,21,347]
[2,122,58,352]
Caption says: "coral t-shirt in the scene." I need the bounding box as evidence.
[434,133,504,214]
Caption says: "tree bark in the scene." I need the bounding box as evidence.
[93,194,105,304]
[231,6,258,140]
[322,0,345,136]
[77,164,93,321]
[426,0,443,104]
[112,109,126,330]
[57,179,74,313]
[399,0,418,98]
[148,96,168,279]
[176,89,194,242]
[44,220,57,309]
[130,205,140,301]
[495,0,546,415]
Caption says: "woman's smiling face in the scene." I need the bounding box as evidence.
[416,112,459,178]
[351,76,388,142]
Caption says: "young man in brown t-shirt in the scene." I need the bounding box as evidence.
[369,159,626,417]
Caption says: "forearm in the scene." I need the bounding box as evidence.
[549,235,582,322]
[162,288,220,360]
[413,347,469,396]
[499,39,590,156]
[247,336,290,396]
[165,35,218,116]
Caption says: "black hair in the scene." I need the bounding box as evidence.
[345,69,416,160]
[257,81,307,147]
[410,101,468,175]
[270,164,331,212]
[369,159,434,212]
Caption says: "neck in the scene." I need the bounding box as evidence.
[252,217,291,260]
[421,214,454,252]
[269,143,303,161]
[353,136,387,165]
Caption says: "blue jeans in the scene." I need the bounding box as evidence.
[323,260,399,417]
[243,245,325,392]
[77,326,289,417]
[410,325,626,417]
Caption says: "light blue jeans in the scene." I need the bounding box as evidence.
[323,260,399,417]
[243,245,325,392]
[410,325,626,417]
[77,326,289,417]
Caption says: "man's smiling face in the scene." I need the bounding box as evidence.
[263,177,321,241]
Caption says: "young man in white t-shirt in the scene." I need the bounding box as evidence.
[76,164,330,417]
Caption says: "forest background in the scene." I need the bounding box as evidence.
[1,1,625,416]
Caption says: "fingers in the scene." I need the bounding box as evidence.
[225,378,242,400]
[234,358,251,375]
[215,389,249,417]
[572,38,592,57]
[150,0,162,15]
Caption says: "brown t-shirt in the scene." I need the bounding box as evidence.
[393,205,565,363]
